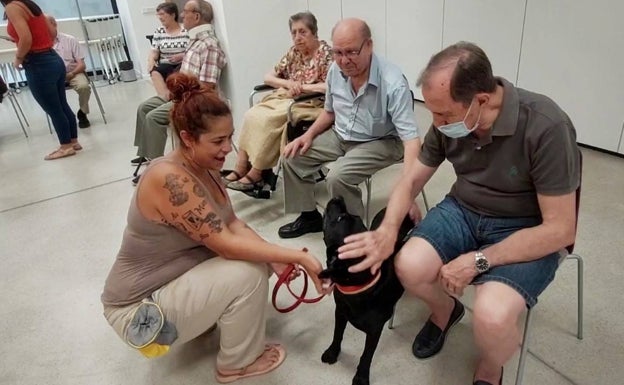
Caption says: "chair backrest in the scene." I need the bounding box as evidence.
[0,74,7,98]
[565,149,583,254]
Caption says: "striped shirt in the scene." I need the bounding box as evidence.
[151,26,189,65]
[180,24,226,85]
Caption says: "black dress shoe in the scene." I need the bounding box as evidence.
[131,156,151,166]
[278,211,323,239]
[412,296,465,359]
[77,110,90,128]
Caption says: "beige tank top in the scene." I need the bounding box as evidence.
[101,159,235,306]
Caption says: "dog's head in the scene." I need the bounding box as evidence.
[318,197,371,286]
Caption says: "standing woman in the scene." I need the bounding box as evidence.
[2,0,80,160]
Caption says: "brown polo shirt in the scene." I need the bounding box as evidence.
[419,77,580,217]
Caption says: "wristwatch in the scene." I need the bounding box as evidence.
[475,251,490,274]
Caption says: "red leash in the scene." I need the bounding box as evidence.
[272,263,325,313]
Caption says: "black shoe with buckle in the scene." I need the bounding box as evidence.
[412,296,465,359]
[77,109,90,128]
[278,211,323,239]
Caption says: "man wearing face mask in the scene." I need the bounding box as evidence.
[338,42,580,385]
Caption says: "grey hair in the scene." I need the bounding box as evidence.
[289,12,318,36]
[188,0,214,24]
[156,2,179,22]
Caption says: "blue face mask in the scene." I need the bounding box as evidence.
[437,100,481,138]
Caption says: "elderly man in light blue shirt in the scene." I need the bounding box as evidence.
[278,18,421,239]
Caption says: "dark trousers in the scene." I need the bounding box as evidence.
[23,50,77,144]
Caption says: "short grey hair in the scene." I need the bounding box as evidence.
[188,0,214,24]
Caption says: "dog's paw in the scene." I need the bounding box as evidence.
[321,346,340,364]
[352,374,370,385]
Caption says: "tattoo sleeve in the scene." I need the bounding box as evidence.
[163,173,189,206]
[181,209,224,239]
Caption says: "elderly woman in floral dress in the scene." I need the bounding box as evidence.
[224,11,332,191]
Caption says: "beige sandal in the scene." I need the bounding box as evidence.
[215,343,286,383]
[44,147,76,160]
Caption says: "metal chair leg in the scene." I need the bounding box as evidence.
[7,93,28,137]
[421,188,430,212]
[10,91,29,126]
[365,176,372,227]
[515,308,533,385]
[89,77,107,124]
[567,254,584,340]
[46,114,53,134]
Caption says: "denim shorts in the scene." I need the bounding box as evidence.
[409,196,560,308]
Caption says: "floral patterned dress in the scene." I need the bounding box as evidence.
[238,41,333,170]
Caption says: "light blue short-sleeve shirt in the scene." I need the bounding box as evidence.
[324,54,419,142]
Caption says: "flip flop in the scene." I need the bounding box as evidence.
[215,343,286,384]
[44,147,76,160]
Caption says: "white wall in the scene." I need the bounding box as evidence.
[211,0,308,126]
[115,0,624,153]
[386,0,444,99]
[116,0,162,77]
[443,0,526,84]
[517,0,624,153]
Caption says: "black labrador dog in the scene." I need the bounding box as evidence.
[319,197,413,385]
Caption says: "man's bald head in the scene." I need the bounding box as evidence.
[331,18,371,41]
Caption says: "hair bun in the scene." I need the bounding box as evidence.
[166,73,202,103]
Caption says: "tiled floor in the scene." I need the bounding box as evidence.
[1,79,623,385]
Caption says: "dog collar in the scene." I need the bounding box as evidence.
[335,272,381,295]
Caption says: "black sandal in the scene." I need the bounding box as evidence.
[220,169,243,185]
[227,176,264,191]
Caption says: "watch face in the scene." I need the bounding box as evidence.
[476,257,489,273]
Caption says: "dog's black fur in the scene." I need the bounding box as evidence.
[319,197,413,385]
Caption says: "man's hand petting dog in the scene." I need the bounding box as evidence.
[337,225,398,275]
[439,252,479,297]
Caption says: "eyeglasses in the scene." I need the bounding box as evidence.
[331,40,368,59]
[182,8,199,15]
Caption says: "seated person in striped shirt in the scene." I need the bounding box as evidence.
[131,0,226,184]
[147,2,189,99]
